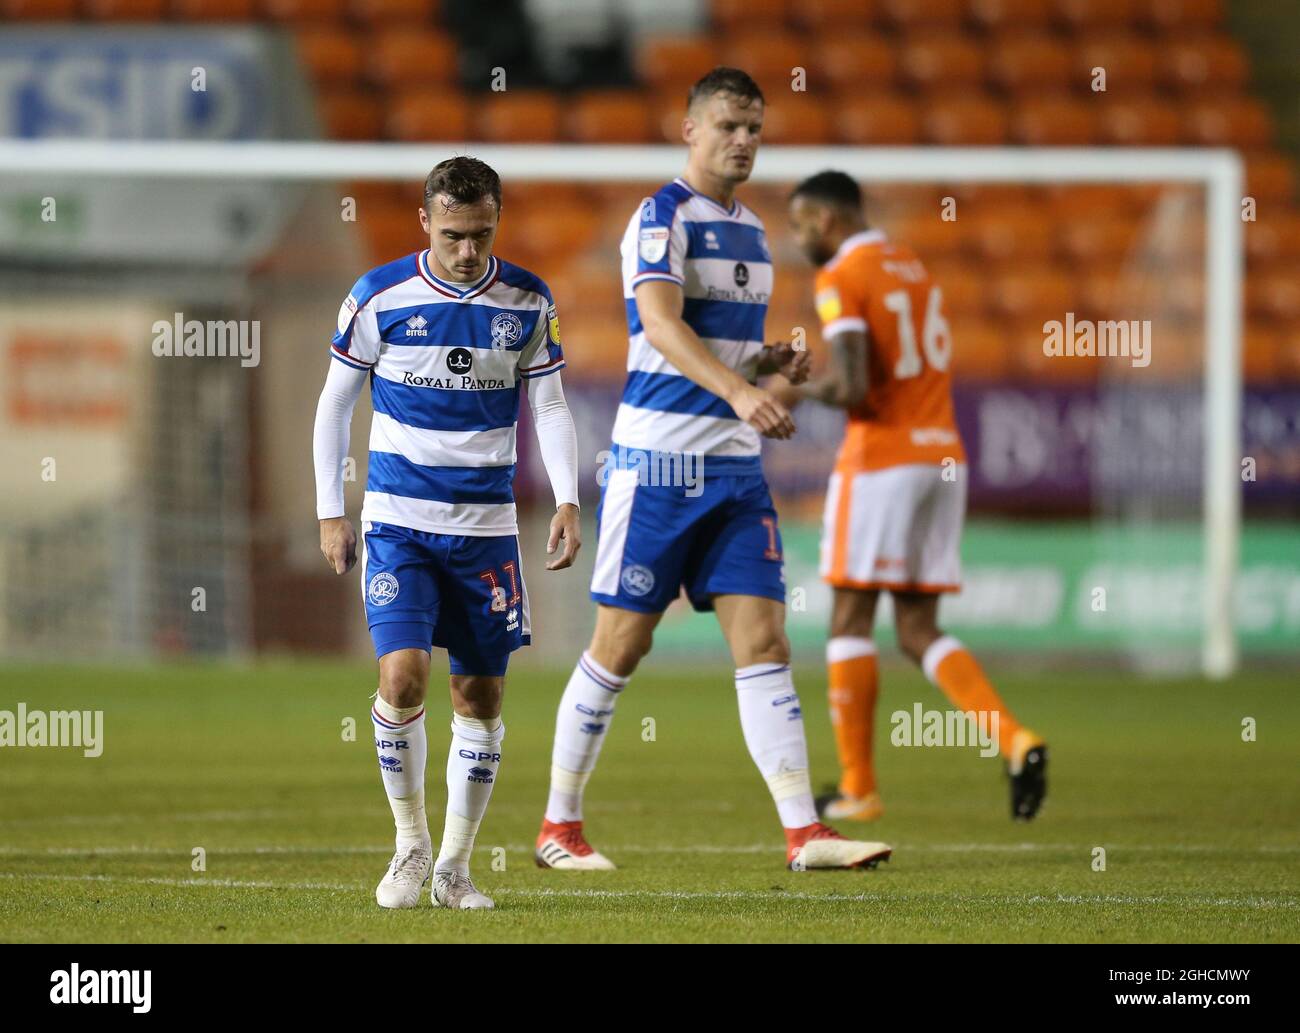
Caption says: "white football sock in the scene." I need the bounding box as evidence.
[544,651,627,824]
[436,713,503,876]
[371,694,429,851]
[735,662,818,828]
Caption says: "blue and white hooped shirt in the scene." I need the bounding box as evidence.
[331,250,564,536]
[613,177,772,471]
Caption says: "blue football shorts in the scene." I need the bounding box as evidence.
[360,520,530,676]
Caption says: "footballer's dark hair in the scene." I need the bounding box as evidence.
[423,156,502,213]
[687,67,765,112]
[790,169,863,211]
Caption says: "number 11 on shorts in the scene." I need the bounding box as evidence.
[479,561,522,613]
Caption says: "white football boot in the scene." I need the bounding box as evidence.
[787,822,892,871]
[431,869,495,910]
[535,819,617,870]
[375,842,433,908]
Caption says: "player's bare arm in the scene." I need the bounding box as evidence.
[635,278,795,440]
[795,328,868,409]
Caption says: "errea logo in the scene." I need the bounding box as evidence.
[405,313,428,337]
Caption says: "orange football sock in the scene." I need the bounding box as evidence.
[826,637,879,798]
[921,635,1025,755]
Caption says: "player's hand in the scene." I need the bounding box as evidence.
[757,341,810,384]
[319,516,356,574]
[766,375,802,411]
[728,381,796,440]
[546,503,581,571]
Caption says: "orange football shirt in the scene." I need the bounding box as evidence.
[814,229,965,472]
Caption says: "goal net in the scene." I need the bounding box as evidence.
[0,142,1242,676]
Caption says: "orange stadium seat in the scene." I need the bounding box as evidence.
[347,182,408,213]
[385,89,470,140]
[1244,152,1298,205]
[1247,270,1300,324]
[1140,0,1223,33]
[922,259,985,315]
[922,96,1009,144]
[816,32,898,92]
[170,0,256,19]
[967,0,1054,32]
[350,0,436,25]
[969,206,1057,265]
[1246,210,1300,266]
[1012,96,1099,144]
[953,320,1014,379]
[877,0,964,31]
[368,29,458,88]
[295,28,363,87]
[986,34,1074,94]
[651,89,690,142]
[83,0,167,18]
[893,217,966,264]
[566,91,654,144]
[499,203,602,265]
[899,33,985,91]
[1075,34,1159,93]
[722,33,809,91]
[1097,96,1183,145]
[1058,217,1141,265]
[712,0,787,29]
[834,93,921,144]
[791,0,874,32]
[1276,326,1300,381]
[1184,97,1273,147]
[1143,318,1201,379]
[261,0,345,21]
[2,0,77,15]
[1160,271,1206,321]
[636,37,721,94]
[945,184,1042,215]
[1079,269,1128,315]
[1046,184,1145,221]
[1161,36,1249,93]
[478,91,563,143]
[760,95,834,144]
[989,269,1076,321]
[1009,317,1100,383]
[558,311,631,378]
[1053,0,1137,32]
[317,88,383,140]
[358,201,424,262]
[1242,326,1281,382]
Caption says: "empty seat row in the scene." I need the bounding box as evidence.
[638,31,1250,95]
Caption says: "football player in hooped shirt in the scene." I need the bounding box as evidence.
[314,157,581,910]
[534,68,893,873]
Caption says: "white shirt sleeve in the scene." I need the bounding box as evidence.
[313,358,368,519]
[525,368,579,510]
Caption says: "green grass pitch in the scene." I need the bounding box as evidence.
[1,661,1296,943]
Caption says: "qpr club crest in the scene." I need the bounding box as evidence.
[368,572,399,606]
[490,311,524,350]
[620,564,655,597]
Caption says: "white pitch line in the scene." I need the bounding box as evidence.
[1,842,1298,858]
[0,873,1295,909]
[0,872,360,891]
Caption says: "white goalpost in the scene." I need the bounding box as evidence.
[0,141,1243,676]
